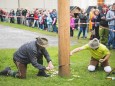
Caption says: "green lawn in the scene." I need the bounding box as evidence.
[0,47,115,86]
[0,22,58,37]
[0,22,115,86]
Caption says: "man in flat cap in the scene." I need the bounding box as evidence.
[70,38,112,73]
[0,37,54,79]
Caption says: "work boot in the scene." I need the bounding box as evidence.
[0,67,11,76]
[37,70,50,77]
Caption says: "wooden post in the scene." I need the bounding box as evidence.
[58,0,70,76]
[98,0,104,6]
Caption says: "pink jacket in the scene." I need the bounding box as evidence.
[70,17,75,29]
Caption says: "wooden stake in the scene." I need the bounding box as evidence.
[58,0,70,77]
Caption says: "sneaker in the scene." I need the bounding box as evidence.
[0,67,11,76]
[37,70,50,77]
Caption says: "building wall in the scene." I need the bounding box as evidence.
[0,0,18,11]
[70,0,97,9]
[20,0,44,10]
[70,0,114,9]
[0,0,114,12]
[0,0,57,12]
[20,0,57,10]
[105,0,115,5]
[45,0,57,10]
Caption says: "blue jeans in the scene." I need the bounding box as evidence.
[52,24,57,32]
[78,27,86,38]
[39,24,44,30]
[108,26,115,48]
[47,24,52,32]
[32,20,39,28]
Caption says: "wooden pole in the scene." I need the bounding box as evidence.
[58,0,70,76]
[98,0,104,6]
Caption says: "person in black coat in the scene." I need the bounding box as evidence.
[78,9,87,39]
[9,9,15,23]
[100,5,109,45]
[92,9,101,40]
[16,8,21,24]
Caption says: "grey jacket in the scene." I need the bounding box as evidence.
[106,10,115,26]
[13,41,51,70]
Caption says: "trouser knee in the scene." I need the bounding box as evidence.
[104,66,112,73]
[88,65,96,72]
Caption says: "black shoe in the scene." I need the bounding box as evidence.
[112,47,115,49]
[0,67,11,76]
[37,70,50,77]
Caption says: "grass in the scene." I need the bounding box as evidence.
[0,47,115,86]
[0,22,58,37]
[0,22,115,86]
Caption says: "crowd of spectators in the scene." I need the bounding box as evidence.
[70,3,115,49]
[0,3,115,49]
[0,8,58,32]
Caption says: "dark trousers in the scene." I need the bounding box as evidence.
[10,17,15,23]
[13,57,43,79]
[90,57,109,67]
[70,27,73,37]
[100,28,109,45]
[94,26,100,39]
[14,60,27,79]
[0,15,3,22]
[17,17,21,24]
